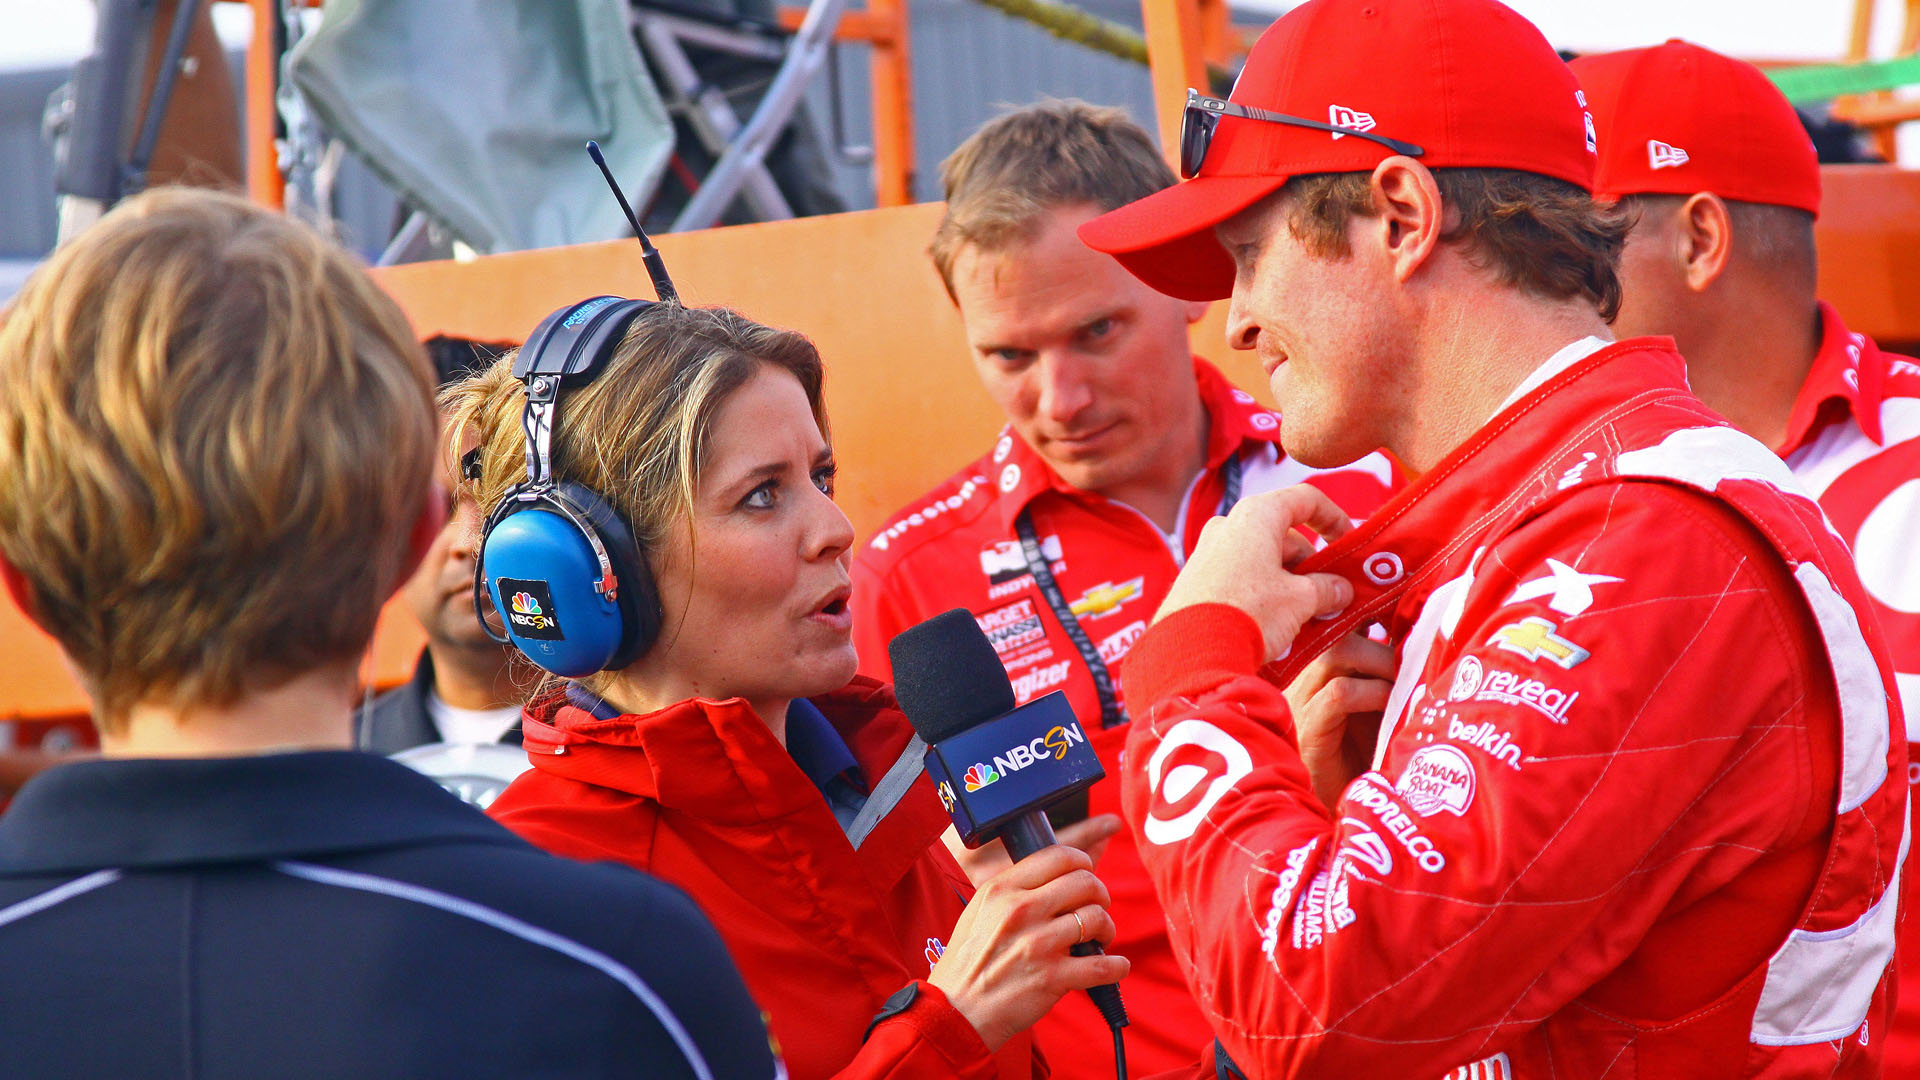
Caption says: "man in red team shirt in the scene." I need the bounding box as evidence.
[849,101,1398,1076]
[1571,38,1920,1072]
[1077,0,1907,1076]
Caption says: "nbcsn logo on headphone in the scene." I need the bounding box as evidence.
[498,578,566,641]
[511,592,552,627]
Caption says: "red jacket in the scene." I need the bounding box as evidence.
[1120,340,1907,1079]
[1776,304,1920,1072]
[850,360,1400,1077]
[489,679,1043,1080]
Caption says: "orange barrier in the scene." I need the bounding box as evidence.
[369,201,1273,535]
[1813,166,1920,351]
[5,170,1918,721]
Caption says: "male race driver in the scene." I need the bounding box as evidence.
[1077,0,1907,1076]
[1571,39,1920,1072]
[848,101,1399,1076]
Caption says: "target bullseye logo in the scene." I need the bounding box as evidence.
[1362,551,1405,586]
[1820,445,1920,680]
[1143,719,1253,845]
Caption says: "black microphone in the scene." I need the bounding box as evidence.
[890,610,1130,1047]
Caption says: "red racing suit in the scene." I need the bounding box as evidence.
[851,359,1400,1077]
[490,679,1045,1080]
[1775,303,1920,1072]
[1120,339,1908,1079]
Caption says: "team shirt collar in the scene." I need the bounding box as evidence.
[0,751,514,876]
[1780,301,1888,454]
[989,357,1287,530]
[783,697,866,793]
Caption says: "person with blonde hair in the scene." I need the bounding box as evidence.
[465,298,1126,1080]
[0,187,777,1079]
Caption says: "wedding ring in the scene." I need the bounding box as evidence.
[1070,910,1087,945]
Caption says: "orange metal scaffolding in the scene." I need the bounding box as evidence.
[227,0,915,212]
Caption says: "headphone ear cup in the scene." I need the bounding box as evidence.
[479,488,632,678]
[551,481,661,667]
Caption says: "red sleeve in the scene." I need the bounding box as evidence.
[1120,484,1835,1077]
[844,981,1010,1080]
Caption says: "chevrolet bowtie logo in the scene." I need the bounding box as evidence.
[1487,616,1590,670]
[1070,578,1143,618]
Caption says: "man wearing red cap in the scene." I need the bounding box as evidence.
[1077,0,1907,1076]
[850,101,1399,1077]
[1572,38,1920,1073]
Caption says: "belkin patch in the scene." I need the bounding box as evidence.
[498,578,566,641]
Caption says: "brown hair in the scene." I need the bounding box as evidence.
[448,302,826,573]
[1280,168,1631,320]
[929,99,1175,299]
[0,187,436,728]
[1621,192,1817,288]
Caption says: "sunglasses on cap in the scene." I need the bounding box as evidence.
[1180,89,1426,180]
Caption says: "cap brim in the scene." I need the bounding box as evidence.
[1078,174,1291,302]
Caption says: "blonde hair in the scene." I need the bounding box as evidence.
[929,99,1176,299]
[447,301,826,600]
[0,187,436,729]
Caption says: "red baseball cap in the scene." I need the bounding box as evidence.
[1570,41,1821,216]
[1079,0,1596,302]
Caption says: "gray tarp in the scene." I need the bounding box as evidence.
[287,0,673,254]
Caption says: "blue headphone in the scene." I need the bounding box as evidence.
[472,295,666,677]
[470,140,683,678]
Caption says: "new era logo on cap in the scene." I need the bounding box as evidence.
[1647,139,1691,170]
[1328,105,1376,140]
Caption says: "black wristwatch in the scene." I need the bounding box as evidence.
[863,983,920,1042]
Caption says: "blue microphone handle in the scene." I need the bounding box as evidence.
[993,812,1128,1031]
[999,814,1058,862]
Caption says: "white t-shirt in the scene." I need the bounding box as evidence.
[426,691,522,745]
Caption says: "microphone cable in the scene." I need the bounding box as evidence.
[1066,929,1128,1078]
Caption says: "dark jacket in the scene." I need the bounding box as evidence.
[0,750,780,1079]
[357,649,524,755]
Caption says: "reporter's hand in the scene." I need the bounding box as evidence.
[939,815,1124,887]
[1284,631,1393,808]
[929,844,1130,1050]
[1156,484,1356,657]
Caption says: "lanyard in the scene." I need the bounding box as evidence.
[1015,452,1243,729]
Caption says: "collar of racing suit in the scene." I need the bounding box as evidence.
[1779,300,1898,454]
[1270,336,1727,686]
[988,356,1293,532]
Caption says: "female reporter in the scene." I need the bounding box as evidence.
[451,303,1126,1079]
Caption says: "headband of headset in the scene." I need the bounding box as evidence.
[513,296,653,487]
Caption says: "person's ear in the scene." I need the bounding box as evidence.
[0,554,41,630]
[1183,299,1211,325]
[388,484,450,600]
[1678,192,1733,293]
[1369,157,1444,284]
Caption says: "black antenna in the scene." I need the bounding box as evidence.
[586,140,679,304]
